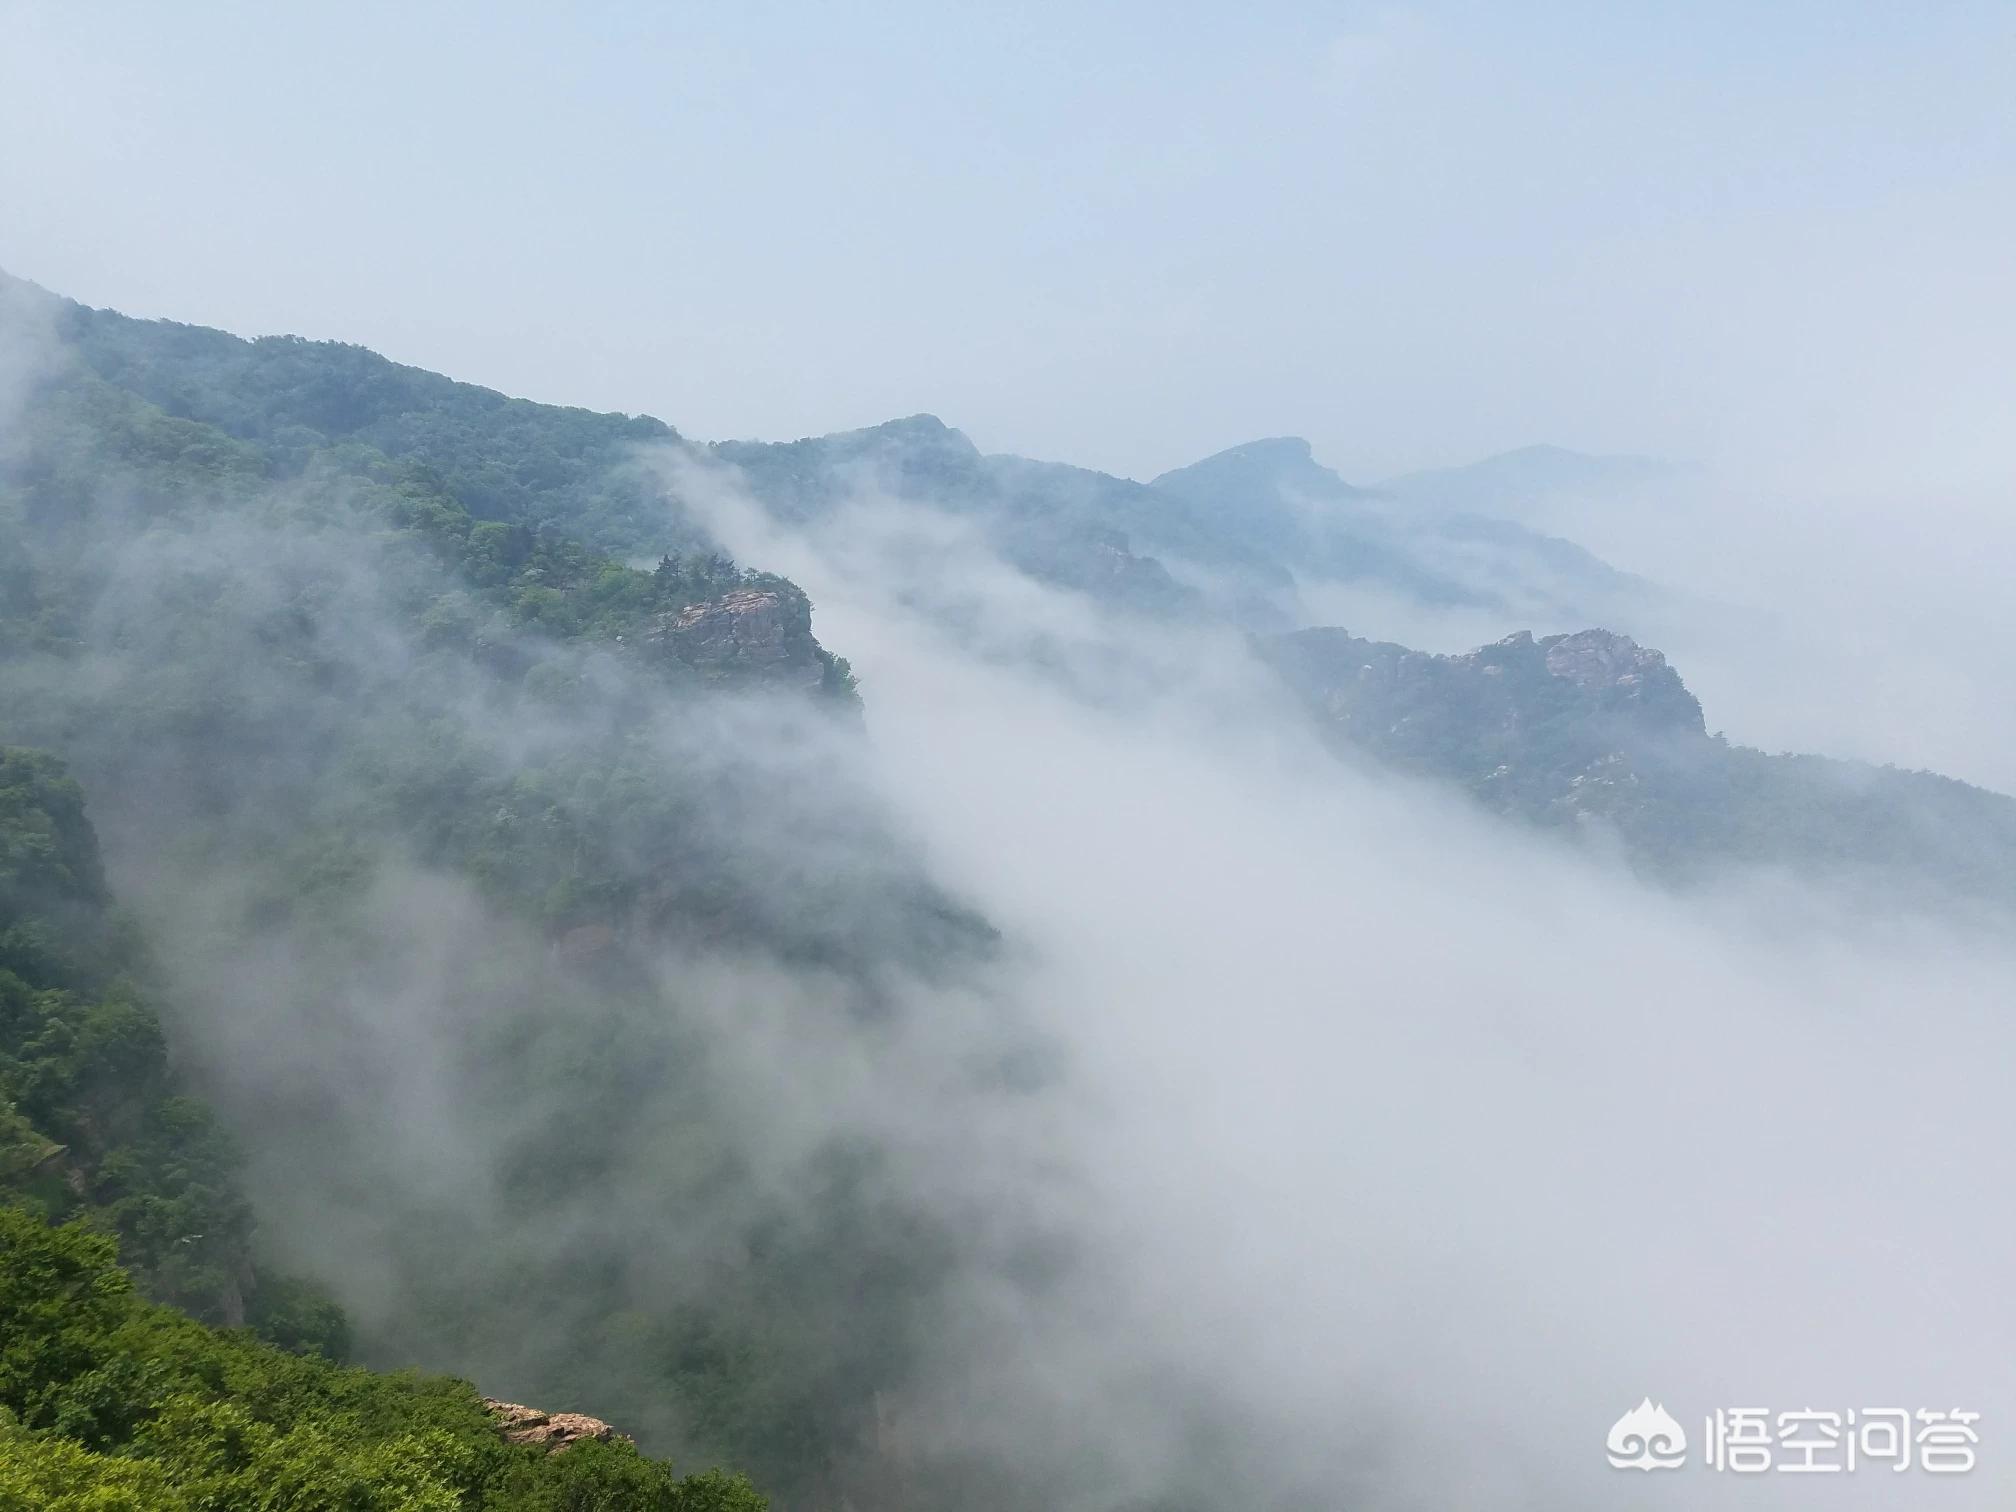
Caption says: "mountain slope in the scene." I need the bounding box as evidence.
[8,270,2013,1510]
[0,1204,764,1511]
[1150,436,1643,621]
[1,748,252,1327]
[1261,625,2016,907]
[716,415,1218,619]
[16,269,1653,639]
[716,422,1647,632]
[1,274,1004,1505]
[0,272,855,698]
[40,274,687,558]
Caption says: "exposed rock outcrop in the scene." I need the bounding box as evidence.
[1538,629,1702,732]
[484,1397,632,1453]
[1259,621,2016,908]
[651,587,827,691]
[1262,625,1705,752]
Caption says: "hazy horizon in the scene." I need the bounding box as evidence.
[0,257,1667,488]
[6,1,2013,489]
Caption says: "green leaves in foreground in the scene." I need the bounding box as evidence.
[0,1205,766,1512]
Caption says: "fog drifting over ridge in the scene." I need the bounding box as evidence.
[1205,439,2016,797]
[7,258,2015,1504]
[660,455,2016,1508]
[0,0,2010,1488]
[1401,452,2016,799]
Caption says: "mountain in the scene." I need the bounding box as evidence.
[6,270,2014,1510]
[1261,625,2016,909]
[1148,436,1642,622]
[717,414,1213,619]
[0,270,856,697]
[1150,434,1370,512]
[0,271,1001,1504]
[0,746,299,1336]
[1,748,742,1504]
[0,1204,763,1509]
[714,422,1650,632]
[38,272,689,558]
[21,268,1654,637]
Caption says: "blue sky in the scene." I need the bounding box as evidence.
[3,1,2012,483]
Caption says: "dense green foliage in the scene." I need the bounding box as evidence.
[56,295,686,559]
[0,746,274,1331]
[37,274,1629,636]
[17,266,2005,1510]
[2,325,849,689]
[0,274,982,1504]
[0,1205,765,1511]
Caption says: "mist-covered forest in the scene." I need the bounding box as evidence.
[1,271,1011,1507]
[6,59,2016,1493]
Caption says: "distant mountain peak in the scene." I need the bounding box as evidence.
[821,412,980,459]
[1204,435,1315,465]
[872,412,958,438]
[1150,435,1364,502]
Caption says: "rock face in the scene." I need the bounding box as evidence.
[484,1398,631,1453]
[651,587,827,692]
[1259,621,2016,907]
[1257,622,1709,840]
[1538,629,1701,731]
[1261,625,1705,764]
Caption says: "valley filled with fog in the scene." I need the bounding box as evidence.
[3,7,2012,1509]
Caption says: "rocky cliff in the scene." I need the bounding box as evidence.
[651,586,834,692]
[1261,625,2016,906]
[1263,626,1703,775]
[484,1397,632,1453]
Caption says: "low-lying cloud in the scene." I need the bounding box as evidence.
[673,452,2016,1508]
[6,305,2011,1508]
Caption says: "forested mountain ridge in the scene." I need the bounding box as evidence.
[1,272,1003,1505]
[0,270,856,699]
[5,270,2013,1510]
[38,272,687,559]
[718,420,1646,629]
[1148,436,1639,617]
[718,415,1228,620]
[17,269,1646,636]
[1262,625,2016,908]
